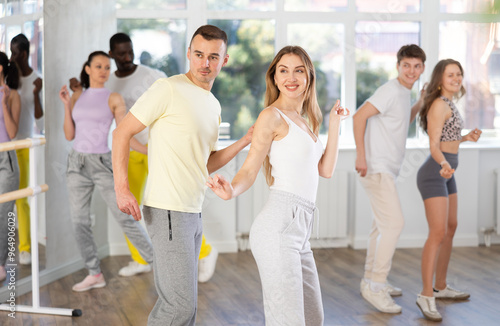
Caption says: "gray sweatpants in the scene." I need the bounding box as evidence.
[143,206,202,326]
[249,190,324,326]
[0,151,19,266]
[66,149,153,275]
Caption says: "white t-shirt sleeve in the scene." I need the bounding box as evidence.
[130,78,171,127]
[365,81,394,115]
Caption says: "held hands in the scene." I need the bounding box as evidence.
[463,128,482,142]
[116,188,142,221]
[440,162,455,179]
[206,174,234,200]
[59,85,71,106]
[329,99,350,123]
[33,77,42,94]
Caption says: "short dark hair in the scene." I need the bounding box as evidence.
[11,33,30,57]
[397,44,426,64]
[110,33,132,52]
[189,25,228,50]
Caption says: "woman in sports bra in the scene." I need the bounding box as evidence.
[58,51,153,293]
[207,46,349,325]
[0,51,21,281]
[415,59,481,321]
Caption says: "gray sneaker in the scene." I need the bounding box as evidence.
[434,285,470,300]
[416,294,442,321]
[361,285,402,313]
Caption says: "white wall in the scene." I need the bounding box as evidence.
[107,143,500,253]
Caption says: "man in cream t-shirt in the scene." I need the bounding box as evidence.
[112,25,252,325]
[353,44,426,314]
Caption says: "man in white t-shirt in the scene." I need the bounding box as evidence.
[353,44,426,314]
[10,33,44,266]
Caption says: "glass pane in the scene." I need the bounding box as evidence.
[22,20,42,72]
[116,0,186,10]
[6,0,21,15]
[208,19,275,140]
[6,25,21,56]
[0,24,5,52]
[23,0,42,14]
[0,2,5,18]
[356,21,421,136]
[440,21,500,136]
[440,0,495,13]
[356,0,420,13]
[285,0,347,12]
[117,19,187,78]
[288,23,344,133]
[207,0,275,11]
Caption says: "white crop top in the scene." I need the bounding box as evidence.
[269,107,324,202]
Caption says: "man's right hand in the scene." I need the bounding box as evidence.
[116,188,142,221]
[355,156,368,177]
[69,77,82,92]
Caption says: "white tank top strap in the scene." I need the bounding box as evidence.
[271,106,291,125]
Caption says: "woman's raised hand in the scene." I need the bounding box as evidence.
[206,174,234,200]
[59,85,71,106]
[329,99,350,122]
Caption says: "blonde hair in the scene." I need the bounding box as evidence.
[262,46,323,186]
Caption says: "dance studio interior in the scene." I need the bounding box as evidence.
[0,0,499,325]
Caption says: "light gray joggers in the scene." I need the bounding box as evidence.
[66,149,153,275]
[249,190,324,326]
[143,206,203,326]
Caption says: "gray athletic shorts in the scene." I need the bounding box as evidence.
[417,152,458,200]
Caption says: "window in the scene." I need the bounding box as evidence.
[116,0,500,141]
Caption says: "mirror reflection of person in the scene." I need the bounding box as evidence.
[0,51,21,281]
[9,33,44,266]
[207,46,349,325]
[112,25,253,325]
[58,51,153,292]
[416,59,481,321]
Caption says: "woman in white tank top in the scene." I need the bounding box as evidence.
[207,46,349,325]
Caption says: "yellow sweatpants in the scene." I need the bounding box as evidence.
[126,151,211,263]
[16,148,31,253]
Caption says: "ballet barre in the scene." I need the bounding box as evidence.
[0,138,82,317]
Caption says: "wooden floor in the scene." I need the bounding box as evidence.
[1,245,499,325]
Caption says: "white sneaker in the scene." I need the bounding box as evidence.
[361,285,402,313]
[360,279,369,294]
[118,261,152,277]
[434,285,470,300]
[416,294,442,321]
[198,247,218,283]
[361,279,402,297]
[385,282,402,297]
[19,251,31,265]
